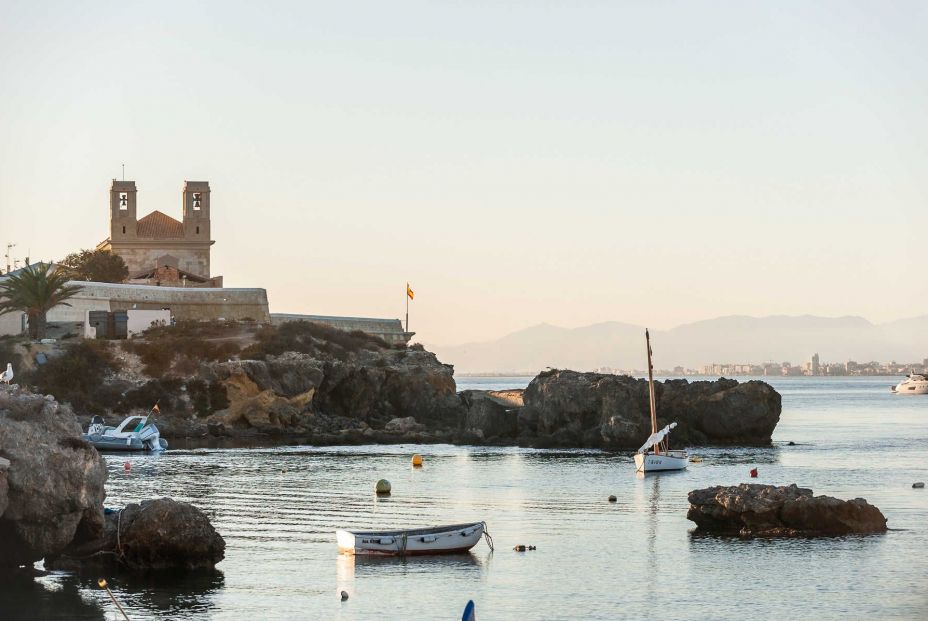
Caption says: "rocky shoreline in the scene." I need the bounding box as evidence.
[0,385,224,573]
[8,322,782,450]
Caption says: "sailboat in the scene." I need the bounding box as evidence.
[634,329,688,474]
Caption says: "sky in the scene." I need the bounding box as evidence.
[1,1,926,346]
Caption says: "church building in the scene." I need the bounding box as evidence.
[96,179,222,287]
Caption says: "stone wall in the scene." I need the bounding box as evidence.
[270,313,413,345]
[46,282,270,325]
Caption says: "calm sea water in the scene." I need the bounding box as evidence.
[5,376,928,620]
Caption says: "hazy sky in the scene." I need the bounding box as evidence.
[1,2,925,345]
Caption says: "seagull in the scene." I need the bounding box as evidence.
[1,363,13,385]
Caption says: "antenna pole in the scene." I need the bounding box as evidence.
[4,243,15,274]
[122,163,125,181]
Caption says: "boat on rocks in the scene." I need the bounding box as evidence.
[634,329,687,473]
[336,522,493,556]
[891,373,928,395]
[81,413,168,451]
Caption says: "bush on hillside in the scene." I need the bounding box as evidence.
[0,336,26,372]
[241,321,392,361]
[25,340,120,415]
[123,337,240,376]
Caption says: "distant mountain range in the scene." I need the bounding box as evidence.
[427,315,928,374]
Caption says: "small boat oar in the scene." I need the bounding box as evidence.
[462,599,475,621]
[98,578,130,621]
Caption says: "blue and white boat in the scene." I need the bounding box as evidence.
[82,414,168,451]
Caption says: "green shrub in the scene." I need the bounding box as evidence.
[123,335,241,376]
[0,336,25,371]
[242,321,389,360]
[116,378,184,414]
[186,379,229,416]
[26,340,116,415]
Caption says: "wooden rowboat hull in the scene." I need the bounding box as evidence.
[337,522,485,556]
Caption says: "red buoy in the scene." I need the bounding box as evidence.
[750,468,758,478]
[123,461,131,473]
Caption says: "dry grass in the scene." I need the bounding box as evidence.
[242,321,393,361]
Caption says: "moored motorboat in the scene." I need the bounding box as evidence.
[336,522,492,556]
[81,413,168,451]
[891,373,928,395]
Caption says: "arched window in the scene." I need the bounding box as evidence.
[122,226,126,234]
[196,226,200,234]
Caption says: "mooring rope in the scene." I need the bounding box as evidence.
[482,522,494,552]
[116,509,124,558]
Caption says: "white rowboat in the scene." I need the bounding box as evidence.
[336,522,489,556]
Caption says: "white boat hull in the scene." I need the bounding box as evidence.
[635,450,688,473]
[337,522,485,556]
[891,376,928,395]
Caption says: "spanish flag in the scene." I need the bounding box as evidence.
[152,403,160,414]
[407,283,414,300]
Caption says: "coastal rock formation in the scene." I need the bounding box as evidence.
[686,484,888,536]
[111,498,226,570]
[0,386,224,574]
[0,387,107,569]
[518,370,781,448]
[49,497,226,571]
[459,390,519,442]
[201,348,463,440]
[16,322,781,450]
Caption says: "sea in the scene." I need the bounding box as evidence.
[3,376,927,620]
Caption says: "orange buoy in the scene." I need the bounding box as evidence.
[411,454,423,467]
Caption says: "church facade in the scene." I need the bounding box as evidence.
[96,179,221,286]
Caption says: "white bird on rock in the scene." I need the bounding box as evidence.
[1,363,13,385]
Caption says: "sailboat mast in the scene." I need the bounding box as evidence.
[645,330,659,453]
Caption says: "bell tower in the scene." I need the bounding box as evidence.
[110,180,137,240]
[182,181,210,241]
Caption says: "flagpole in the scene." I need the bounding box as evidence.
[405,283,409,333]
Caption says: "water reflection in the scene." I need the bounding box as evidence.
[336,552,488,597]
[74,570,225,617]
[1,569,106,621]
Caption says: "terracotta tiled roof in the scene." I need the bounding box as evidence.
[136,211,185,239]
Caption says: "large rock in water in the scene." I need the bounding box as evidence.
[113,498,225,570]
[519,370,780,448]
[49,497,226,571]
[0,386,107,568]
[686,484,888,536]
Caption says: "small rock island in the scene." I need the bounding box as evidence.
[686,484,888,536]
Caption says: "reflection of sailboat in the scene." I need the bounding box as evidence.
[634,330,688,473]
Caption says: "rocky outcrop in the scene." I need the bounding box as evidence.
[1,385,224,574]
[49,498,225,571]
[517,370,780,448]
[115,498,225,570]
[0,387,107,569]
[198,349,463,441]
[459,391,519,442]
[686,484,888,536]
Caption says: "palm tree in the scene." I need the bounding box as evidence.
[0,263,82,340]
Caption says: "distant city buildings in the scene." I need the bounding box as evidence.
[593,354,926,377]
